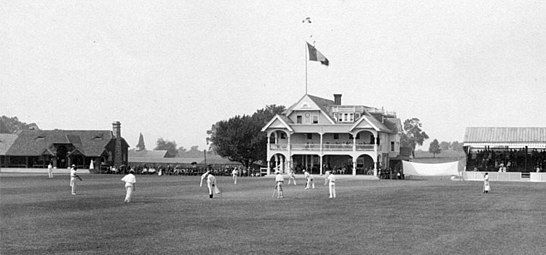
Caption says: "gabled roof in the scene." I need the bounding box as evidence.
[464,127,546,143]
[350,111,393,133]
[261,114,294,132]
[0,134,18,155]
[284,94,335,124]
[5,130,115,156]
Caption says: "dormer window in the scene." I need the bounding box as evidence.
[296,115,302,124]
[312,115,318,124]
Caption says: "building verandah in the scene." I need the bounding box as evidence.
[266,129,381,176]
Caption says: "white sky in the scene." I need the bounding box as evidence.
[1,1,545,150]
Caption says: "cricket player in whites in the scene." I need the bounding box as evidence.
[200,170,220,198]
[121,169,136,202]
[287,168,297,185]
[323,170,331,185]
[69,165,82,195]
[483,173,490,194]
[47,162,54,179]
[303,170,315,189]
[328,171,336,198]
[274,171,284,198]
[232,167,238,184]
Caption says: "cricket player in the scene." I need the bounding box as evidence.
[303,170,315,189]
[232,167,238,184]
[121,169,136,203]
[483,173,490,194]
[47,163,53,179]
[69,165,82,195]
[287,168,297,185]
[324,170,331,185]
[328,171,336,198]
[200,171,220,198]
[274,171,284,198]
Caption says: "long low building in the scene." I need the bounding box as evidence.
[463,127,546,172]
[0,122,129,169]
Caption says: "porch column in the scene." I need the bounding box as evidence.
[287,133,292,171]
[319,133,323,154]
[352,133,357,152]
[267,133,271,154]
[374,135,379,177]
[275,154,279,172]
[319,155,322,175]
[352,156,357,176]
[267,160,271,175]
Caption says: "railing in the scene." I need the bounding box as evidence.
[291,144,321,151]
[269,144,288,151]
[530,173,546,182]
[270,143,376,151]
[322,144,353,151]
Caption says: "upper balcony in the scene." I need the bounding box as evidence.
[270,143,375,152]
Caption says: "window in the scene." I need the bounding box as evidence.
[296,115,302,124]
[391,141,395,152]
[312,115,318,124]
[307,133,313,139]
[334,134,339,139]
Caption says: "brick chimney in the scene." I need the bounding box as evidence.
[334,94,342,105]
[112,121,123,168]
[112,121,121,138]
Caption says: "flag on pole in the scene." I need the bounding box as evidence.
[306,42,329,66]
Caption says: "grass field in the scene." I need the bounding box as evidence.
[1,173,545,254]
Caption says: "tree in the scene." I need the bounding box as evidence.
[428,139,441,157]
[439,141,451,151]
[400,118,429,157]
[0,115,39,133]
[154,138,178,158]
[210,105,285,169]
[136,133,146,151]
[451,141,463,151]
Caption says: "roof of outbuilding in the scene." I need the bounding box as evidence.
[464,127,546,143]
[5,130,116,156]
[129,149,168,158]
[0,134,18,155]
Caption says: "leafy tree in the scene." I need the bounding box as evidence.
[154,138,178,158]
[210,105,285,168]
[451,141,463,151]
[136,133,146,151]
[0,116,39,133]
[428,139,441,157]
[439,141,451,151]
[400,118,429,157]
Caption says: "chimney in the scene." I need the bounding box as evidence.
[333,94,342,105]
[112,121,121,138]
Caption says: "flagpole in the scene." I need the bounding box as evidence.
[305,42,308,94]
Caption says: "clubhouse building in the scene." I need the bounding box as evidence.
[262,94,403,176]
[0,121,129,169]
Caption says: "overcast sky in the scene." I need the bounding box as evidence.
[1,1,545,150]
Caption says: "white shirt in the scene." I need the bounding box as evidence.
[121,174,136,187]
[232,169,238,176]
[48,164,53,170]
[328,174,336,184]
[275,174,284,183]
[70,169,77,180]
[304,171,310,179]
[200,172,216,186]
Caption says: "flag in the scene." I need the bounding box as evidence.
[306,42,329,66]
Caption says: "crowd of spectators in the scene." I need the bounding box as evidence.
[466,148,546,172]
[100,163,261,177]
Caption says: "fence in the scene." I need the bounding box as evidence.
[530,173,546,182]
[463,172,522,182]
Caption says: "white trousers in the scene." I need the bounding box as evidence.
[329,183,336,198]
[125,186,134,202]
[233,175,237,184]
[70,179,76,194]
[48,169,53,178]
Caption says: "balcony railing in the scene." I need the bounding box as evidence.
[269,143,376,152]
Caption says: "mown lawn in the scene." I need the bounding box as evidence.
[1,173,545,254]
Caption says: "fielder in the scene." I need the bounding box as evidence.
[200,171,220,198]
[69,165,82,195]
[47,163,53,179]
[287,168,297,185]
[323,170,331,185]
[328,171,336,198]
[274,171,284,198]
[303,170,315,189]
[483,173,490,194]
[232,167,238,184]
[121,169,136,203]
